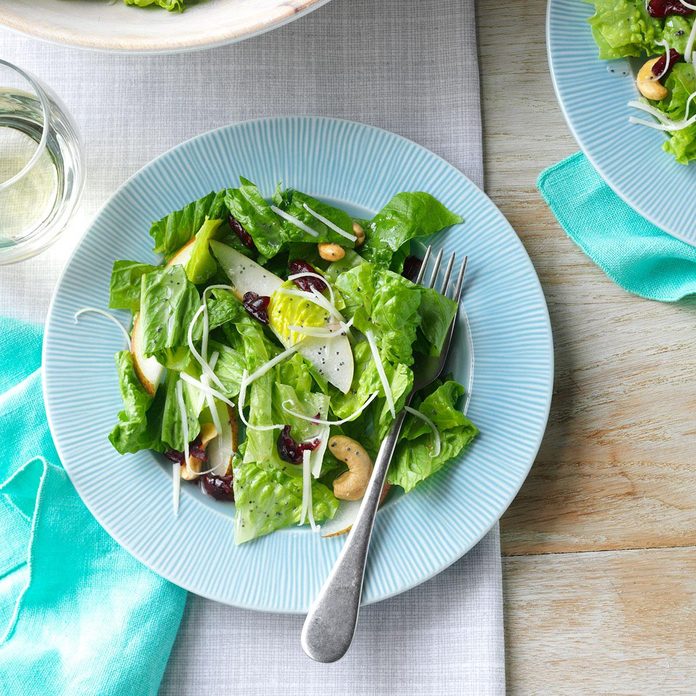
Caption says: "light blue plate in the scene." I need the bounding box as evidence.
[43,117,553,612]
[548,0,696,245]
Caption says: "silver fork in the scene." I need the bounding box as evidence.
[301,246,468,663]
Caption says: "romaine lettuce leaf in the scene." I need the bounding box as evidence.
[225,178,356,259]
[587,0,662,59]
[140,265,200,358]
[209,341,246,398]
[225,178,286,259]
[361,192,462,267]
[233,460,338,544]
[273,188,356,246]
[108,260,159,313]
[150,190,226,260]
[661,16,696,54]
[124,0,185,10]
[109,351,163,454]
[659,62,696,164]
[388,381,478,492]
[418,286,458,356]
[184,218,224,284]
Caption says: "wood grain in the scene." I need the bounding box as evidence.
[504,548,696,694]
[478,0,696,556]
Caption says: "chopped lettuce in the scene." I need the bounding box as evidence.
[225,178,285,259]
[150,190,227,260]
[361,192,462,267]
[108,260,158,313]
[139,265,200,358]
[109,351,163,454]
[389,381,478,492]
[233,460,338,544]
[273,188,356,246]
[225,178,356,259]
[587,0,662,59]
[124,0,185,10]
[184,218,224,284]
[661,16,696,54]
[659,62,696,164]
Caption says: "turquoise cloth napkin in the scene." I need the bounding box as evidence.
[538,152,696,301]
[0,318,186,696]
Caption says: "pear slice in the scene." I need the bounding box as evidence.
[321,484,391,538]
[211,241,354,393]
[167,238,195,269]
[210,240,282,299]
[130,313,164,396]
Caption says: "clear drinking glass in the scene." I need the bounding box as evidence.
[0,59,83,264]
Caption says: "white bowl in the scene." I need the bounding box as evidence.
[0,0,332,53]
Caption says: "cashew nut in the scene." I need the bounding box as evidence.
[318,242,346,262]
[352,222,365,247]
[180,422,218,480]
[637,58,668,101]
[330,435,373,500]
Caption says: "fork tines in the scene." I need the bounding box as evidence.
[416,244,467,301]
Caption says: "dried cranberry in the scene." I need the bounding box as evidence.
[402,255,423,282]
[228,215,257,251]
[242,291,270,324]
[652,49,683,77]
[647,0,693,17]
[164,436,207,467]
[288,259,328,293]
[277,425,320,464]
[164,449,184,464]
[200,474,234,501]
[189,437,207,463]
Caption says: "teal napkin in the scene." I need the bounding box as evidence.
[0,318,186,696]
[538,152,696,301]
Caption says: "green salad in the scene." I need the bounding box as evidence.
[103,177,478,544]
[589,0,696,163]
[124,0,186,10]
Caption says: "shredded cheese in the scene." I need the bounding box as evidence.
[288,317,353,338]
[300,449,317,531]
[244,344,300,385]
[628,95,696,131]
[270,205,320,237]
[172,379,189,514]
[201,351,222,435]
[179,372,236,409]
[187,304,225,392]
[74,308,131,343]
[404,406,442,456]
[685,17,696,63]
[365,329,395,418]
[281,391,379,426]
[172,462,181,516]
[302,203,357,242]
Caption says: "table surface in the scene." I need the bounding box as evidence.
[478,0,696,692]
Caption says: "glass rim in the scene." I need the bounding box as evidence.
[0,59,51,193]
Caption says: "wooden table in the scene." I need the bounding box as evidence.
[478,1,696,692]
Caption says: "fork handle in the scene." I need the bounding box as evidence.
[301,409,408,663]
